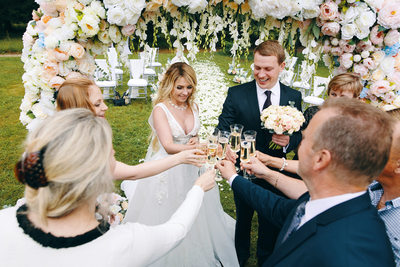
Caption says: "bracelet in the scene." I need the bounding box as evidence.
[274,176,278,188]
[280,157,288,172]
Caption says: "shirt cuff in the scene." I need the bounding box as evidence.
[228,174,238,186]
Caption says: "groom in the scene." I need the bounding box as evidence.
[217,40,302,266]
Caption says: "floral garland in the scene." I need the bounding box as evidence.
[20,0,400,130]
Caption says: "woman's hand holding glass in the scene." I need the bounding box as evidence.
[178,149,206,168]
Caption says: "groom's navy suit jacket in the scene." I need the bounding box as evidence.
[232,176,395,267]
[217,80,302,158]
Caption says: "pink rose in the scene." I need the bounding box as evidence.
[353,64,368,77]
[68,43,85,59]
[370,80,392,96]
[40,2,58,17]
[339,53,353,69]
[54,48,69,61]
[331,46,343,56]
[370,25,384,46]
[319,1,339,21]
[384,91,396,103]
[384,29,400,47]
[339,39,356,53]
[49,76,65,89]
[321,22,340,37]
[42,60,59,81]
[363,57,376,70]
[121,24,136,37]
[377,1,400,29]
[356,40,374,53]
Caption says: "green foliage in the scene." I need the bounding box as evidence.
[0,0,38,37]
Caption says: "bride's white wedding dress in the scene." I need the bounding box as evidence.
[121,103,239,267]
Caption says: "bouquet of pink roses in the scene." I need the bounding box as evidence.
[260,105,305,149]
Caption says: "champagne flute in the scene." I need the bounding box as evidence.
[243,130,257,180]
[196,141,208,175]
[209,128,220,144]
[215,131,230,181]
[229,124,243,153]
[240,140,251,179]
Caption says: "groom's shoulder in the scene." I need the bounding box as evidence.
[281,83,301,97]
[229,80,255,94]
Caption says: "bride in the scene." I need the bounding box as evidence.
[122,62,239,266]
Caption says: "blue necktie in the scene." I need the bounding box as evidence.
[262,91,272,110]
[281,201,306,244]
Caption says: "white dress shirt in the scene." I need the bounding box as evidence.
[298,191,366,228]
[256,81,281,113]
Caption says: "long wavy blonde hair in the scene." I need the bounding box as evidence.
[151,62,197,151]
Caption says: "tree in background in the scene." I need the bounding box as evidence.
[0,0,38,37]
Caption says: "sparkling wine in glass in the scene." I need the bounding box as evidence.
[196,141,208,175]
[207,143,218,165]
[244,130,257,158]
[229,124,243,153]
[240,141,251,179]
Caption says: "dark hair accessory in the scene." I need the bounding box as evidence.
[14,146,48,189]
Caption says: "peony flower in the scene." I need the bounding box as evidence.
[321,22,340,37]
[371,68,385,81]
[89,1,106,19]
[68,43,85,59]
[364,0,384,12]
[121,24,135,36]
[319,1,338,20]
[372,51,386,65]
[340,6,358,24]
[77,53,96,75]
[49,76,65,89]
[188,0,208,13]
[54,48,69,61]
[107,6,125,26]
[339,53,353,69]
[109,25,122,43]
[370,80,392,96]
[363,57,376,70]
[353,64,368,77]
[341,23,357,40]
[42,60,59,81]
[79,14,100,37]
[380,57,395,76]
[330,46,343,56]
[41,1,58,17]
[384,29,400,47]
[377,0,400,29]
[370,25,385,46]
[354,10,376,31]
[339,39,355,53]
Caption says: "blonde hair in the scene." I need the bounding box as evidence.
[151,63,197,151]
[153,62,197,107]
[387,108,400,121]
[23,109,114,224]
[56,78,96,114]
[327,73,363,98]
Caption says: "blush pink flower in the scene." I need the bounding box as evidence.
[339,39,356,53]
[353,64,368,77]
[43,60,59,79]
[339,53,353,69]
[370,25,384,46]
[68,43,85,59]
[319,1,339,21]
[356,40,374,52]
[377,1,400,29]
[121,24,136,36]
[321,22,340,37]
[363,57,376,70]
[49,76,65,89]
[370,80,392,96]
[384,29,400,47]
[54,48,69,62]
[389,71,400,87]
[40,2,58,17]
[330,46,343,56]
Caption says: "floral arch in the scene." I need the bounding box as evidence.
[20,0,400,130]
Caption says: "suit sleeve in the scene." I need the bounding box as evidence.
[287,91,303,152]
[217,87,236,131]
[232,176,297,228]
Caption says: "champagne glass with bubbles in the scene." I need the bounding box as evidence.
[240,140,251,179]
[215,131,230,181]
[243,130,257,180]
[229,124,243,153]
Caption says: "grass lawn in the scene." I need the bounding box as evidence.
[0,50,327,266]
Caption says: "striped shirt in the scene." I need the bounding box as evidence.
[369,181,400,266]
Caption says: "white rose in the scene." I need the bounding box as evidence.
[363,0,384,12]
[303,7,320,19]
[79,14,100,37]
[361,51,370,59]
[355,10,376,29]
[78,0,93,5]
[340,6,358,24]
[371,68,385,81]
[353,54,361,62]
[103,0,122,8]
[90,1,106,19]
[109,25,122,43]
[188,0,207,14]
[107,6,125,26]
[125,0,146,15]
[171,0,191,7]
[44,35,59,49]
[341,23,357,40]
[31,103,48,120]
[98,30,111,44]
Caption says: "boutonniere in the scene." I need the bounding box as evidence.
[288,101,295,107]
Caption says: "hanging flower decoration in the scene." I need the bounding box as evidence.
[20,0,400,130]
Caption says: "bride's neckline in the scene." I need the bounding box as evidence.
[160,102,196,136]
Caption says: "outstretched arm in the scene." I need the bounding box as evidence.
[256,151,299,174]
[113,149,206,180]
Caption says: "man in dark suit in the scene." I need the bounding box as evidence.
[217,98,396,266]
[217,40,302,265]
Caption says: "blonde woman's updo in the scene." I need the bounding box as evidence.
[21,108,114,224]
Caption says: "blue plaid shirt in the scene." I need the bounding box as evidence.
[369,181,400,266]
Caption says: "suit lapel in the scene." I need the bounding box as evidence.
[267,193,372,266]
[246,80,262,124]
[279,82,290,106]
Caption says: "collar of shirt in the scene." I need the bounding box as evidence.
[256,80,281,113]
[298,191,366,228]
[369,180,400,210]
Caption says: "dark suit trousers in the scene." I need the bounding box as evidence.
[234,176,287,266]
